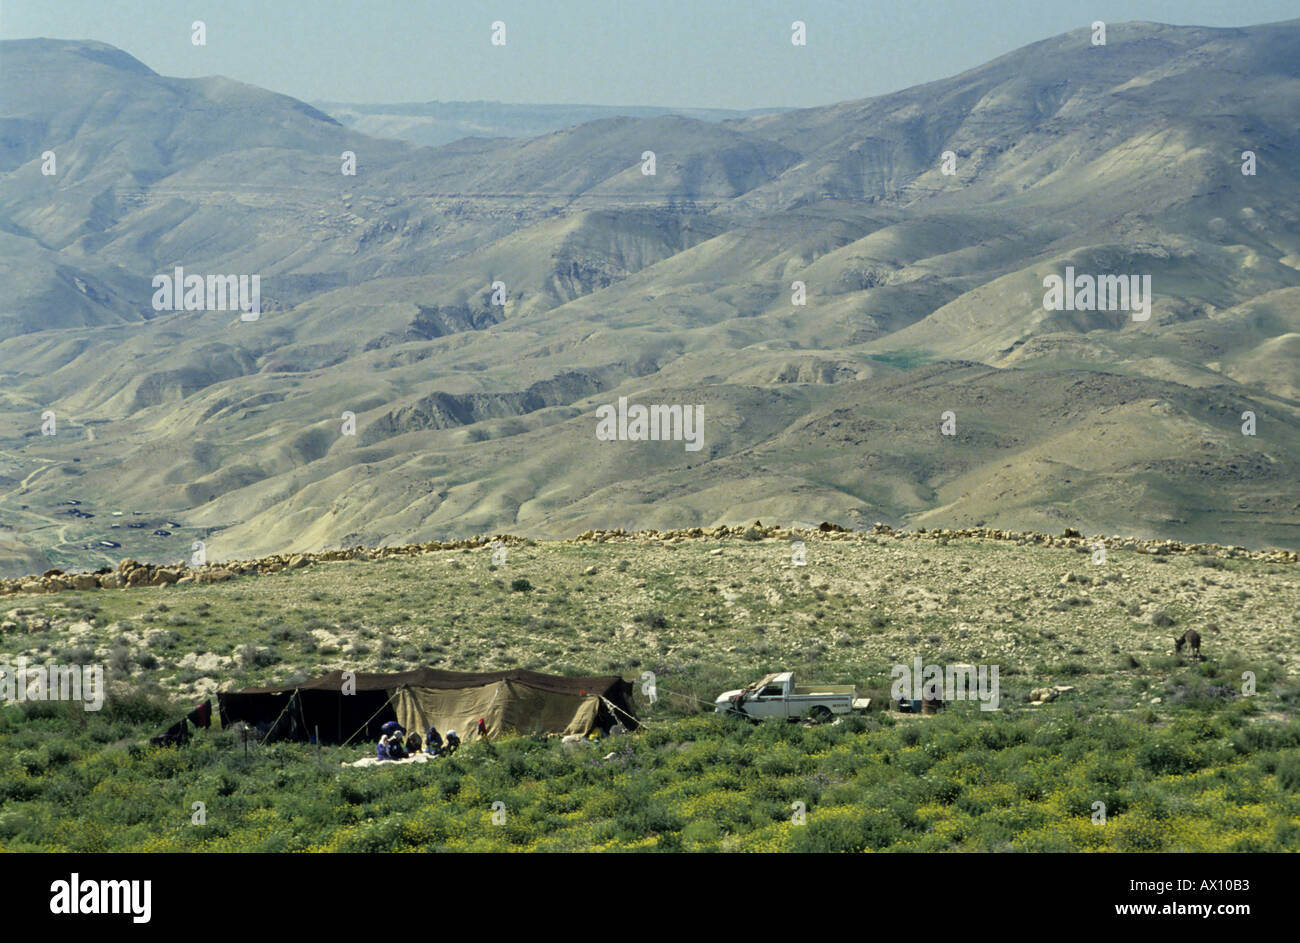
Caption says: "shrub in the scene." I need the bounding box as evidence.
[1137,737,1201,776]
[14,748,47,775]
[108,647,132,674]
[1113,813,1167,851]
[237,644,282,668]
[792,808,872,852]
[99,684,177,727]
[1277,752,1300,793]
[59,645,97,665]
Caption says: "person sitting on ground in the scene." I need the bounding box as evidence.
[443,729,460,755]
[405,731,423,755]
[377,720,406,761]
[426,725,443,756]
[376,722,394,760]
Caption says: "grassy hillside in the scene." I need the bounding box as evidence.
[1,529,1297,851]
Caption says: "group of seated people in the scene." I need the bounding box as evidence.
[376,720,462,761]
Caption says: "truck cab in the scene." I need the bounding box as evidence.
[740,675,795,718]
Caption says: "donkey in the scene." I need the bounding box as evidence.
[1174,628,1202,660]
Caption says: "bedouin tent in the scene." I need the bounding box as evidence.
[217,668,637,745]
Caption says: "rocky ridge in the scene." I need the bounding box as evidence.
[2,522,1295,597]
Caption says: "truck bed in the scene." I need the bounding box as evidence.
[792,684,856,697]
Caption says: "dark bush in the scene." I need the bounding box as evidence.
[1277,753,1300,793]
[632,610,668,629]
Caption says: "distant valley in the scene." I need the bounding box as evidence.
[311,99,782,148]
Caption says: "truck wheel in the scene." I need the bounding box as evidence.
[809,706,833,724]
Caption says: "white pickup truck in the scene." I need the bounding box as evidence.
[715,672,870,723]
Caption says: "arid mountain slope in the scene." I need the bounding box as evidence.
[1,22,1298,574]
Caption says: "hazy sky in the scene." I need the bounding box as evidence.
[4,0,1298,108]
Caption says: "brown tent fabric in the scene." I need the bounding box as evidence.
[218,668,635,744]
[395,680,602,742]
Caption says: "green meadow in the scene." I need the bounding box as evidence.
[2,533,1297,851]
